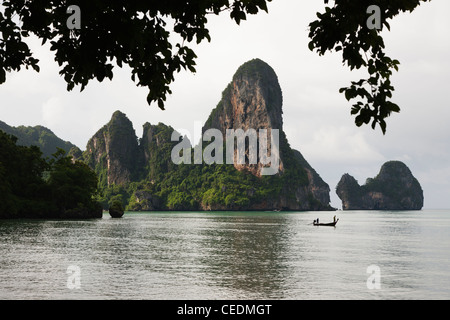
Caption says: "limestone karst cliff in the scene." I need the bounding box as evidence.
[202,58,331,210]
[336,161,424,210]
[84,110,143,187]
[82,59,333,211]
[203,58,284,176]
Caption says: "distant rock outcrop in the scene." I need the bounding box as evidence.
[336,161,424,210]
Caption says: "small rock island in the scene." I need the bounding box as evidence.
[336,161,424,210]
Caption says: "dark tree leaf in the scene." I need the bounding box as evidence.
[310,0,431,133]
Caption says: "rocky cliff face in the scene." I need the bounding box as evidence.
[204,59,283,134]
[84,111,142,187]
[139,121,180,180]
[336,161,424,210]
[203,58,332,210]
[203,58,284,177]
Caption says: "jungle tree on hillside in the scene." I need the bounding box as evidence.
[0,131,101,218]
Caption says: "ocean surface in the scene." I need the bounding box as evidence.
[0,210,449,300]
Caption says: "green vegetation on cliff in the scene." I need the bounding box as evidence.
[94,123,323,212]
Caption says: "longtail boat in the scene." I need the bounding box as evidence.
[313,218,339,226]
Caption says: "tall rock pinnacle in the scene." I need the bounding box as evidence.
[84,111,142,186]
[203,58,332,209]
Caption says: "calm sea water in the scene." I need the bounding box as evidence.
[0,210,449,300]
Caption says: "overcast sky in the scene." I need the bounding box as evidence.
[1,1,449,209]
